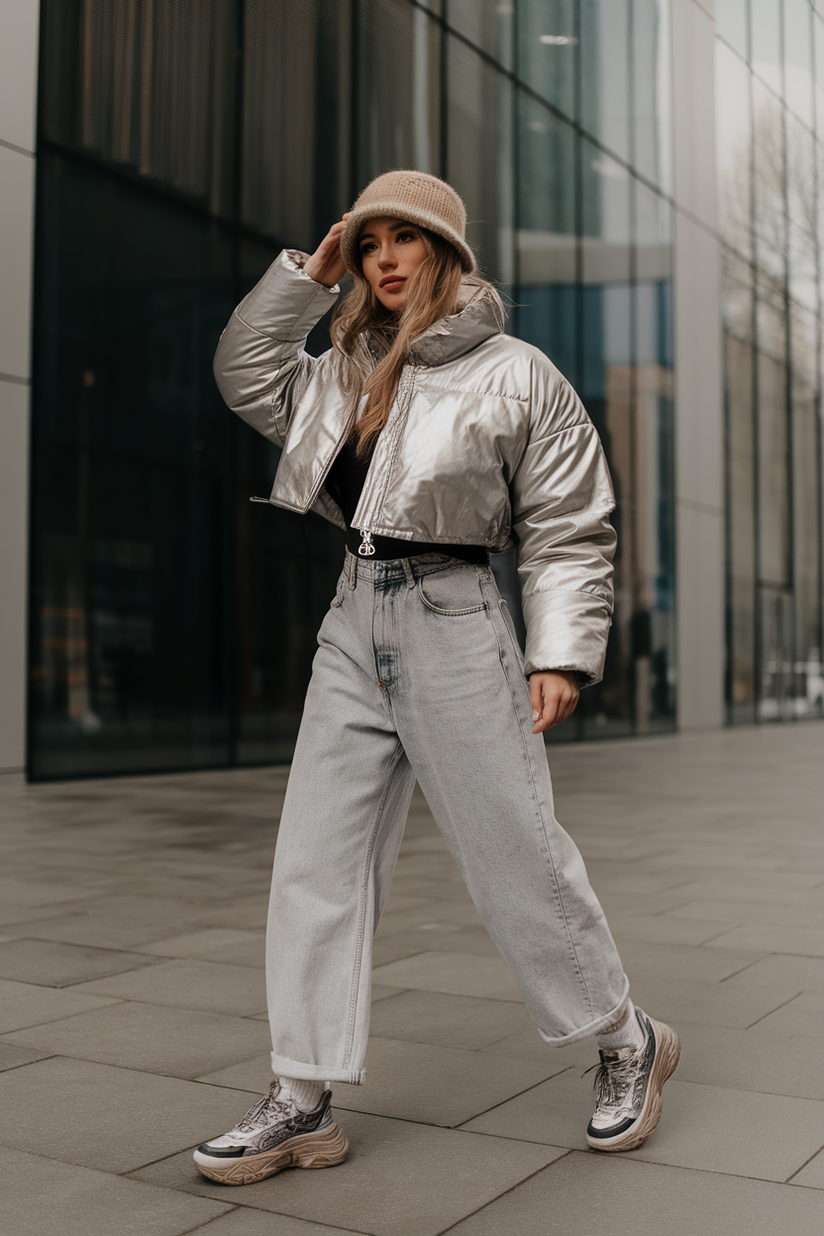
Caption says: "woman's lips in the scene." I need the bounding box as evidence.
[380,277,406,290]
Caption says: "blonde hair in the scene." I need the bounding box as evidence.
[330,227,503,458]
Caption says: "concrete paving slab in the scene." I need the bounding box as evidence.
[609,913,736,946]
[444,1151,824,1236]
[670,897,824,929]
[0,977,121,1032]
[0,1041,53,1071]
[139,928,264,964]
[748,991,824,1037]
[0,937,161,986]
[789,1147,824,1189]
[0,876,95,907]
[705,923,824,957]
[4,908,197,951]
[725,953,824,990]
[2,1146,232,1236]
[0,1056,261,1173]
[663,1020,824,1099]
[464,1069,824,1182]
[372,950,523,1001]
[368,989,533,1050]
[615,938,765,984]
[131,1111,567,1236]
[186,1210,370,1235]
[3,1000,271,1078]
[73,959,267,1017]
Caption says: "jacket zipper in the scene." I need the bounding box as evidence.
[353,369,417,555]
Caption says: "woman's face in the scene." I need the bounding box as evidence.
[358,216,429,310]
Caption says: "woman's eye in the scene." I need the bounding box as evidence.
[397,231,416,242]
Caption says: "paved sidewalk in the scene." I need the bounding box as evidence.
[2,724,824,1235]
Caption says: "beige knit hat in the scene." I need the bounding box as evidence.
[339,170,476,275]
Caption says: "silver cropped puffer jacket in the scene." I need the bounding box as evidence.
[214,250,617,683]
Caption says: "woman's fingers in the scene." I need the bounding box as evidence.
[530,672,579,733]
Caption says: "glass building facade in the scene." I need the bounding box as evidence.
[715,0,824,723]
[29,0,676,779]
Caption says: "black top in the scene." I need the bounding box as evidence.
[325,438,488,564]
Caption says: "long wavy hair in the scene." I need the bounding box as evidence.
[330,227,504,458]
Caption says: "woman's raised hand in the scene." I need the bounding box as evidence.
[303,214,350,288]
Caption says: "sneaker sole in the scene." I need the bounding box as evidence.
[585,1016,680,1153]
[193,1121,349,1186]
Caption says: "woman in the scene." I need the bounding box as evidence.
[194,171,679,1186]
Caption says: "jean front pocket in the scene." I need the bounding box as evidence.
[417,565,488,616]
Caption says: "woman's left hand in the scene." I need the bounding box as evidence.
[530,671,580,733]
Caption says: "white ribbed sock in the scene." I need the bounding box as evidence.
[278,1076,326,1112]
[596,1000,646,1053]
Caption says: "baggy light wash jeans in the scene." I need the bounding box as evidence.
[266,552,629,1083]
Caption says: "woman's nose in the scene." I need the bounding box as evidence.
[377,246,396,269]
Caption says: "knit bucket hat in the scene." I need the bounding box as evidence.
[339,170,476,275]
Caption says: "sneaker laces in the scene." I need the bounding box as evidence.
[590,1046,641,1117]
[234,1081,294,1135]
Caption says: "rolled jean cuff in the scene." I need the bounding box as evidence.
[270,1052,365,1085]
[536,974,631,1046]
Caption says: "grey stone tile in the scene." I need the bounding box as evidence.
[187,1211,369,1235]
[790,1147,824,1189]
[445,1152,824,1236]
[2,1146,231,1236]
[372,951,523,1001]
[0,938,160,986]
[334,1037,562,1127]
[0,1055,261,1173]
[616,938,765,984]
[609,913,736,946]
[140,927,264,965]
[627,1080,824,1180]
[7,908,195,951]
[197,1053,274,1093]
[666,1020,824,1100]
[671,897,824,929]
[0,977,121,1032]
[368,989,533,1050]
[725,953,824,991]
[131,1111,566,1236]
[0,900,87,928]
[460,1066,594,1149]
[370,984,404,1002]
[0,1042,53,1071]
[748,991,824,1037]
[4,1000,271,1079]
[73,959,267,1016]
[0,876,94,907]
[704,923,824,957]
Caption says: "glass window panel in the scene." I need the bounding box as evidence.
[517,1,577,120]
[752,77,786,286]
[815,15,824,136]
[790,307,824,717]
[579,0,630,163]
[446,0,515,69]
[784,0,814,127]
[715,41,753,257]
[716,0,749,59]
[354,0,442,193]
[756,291,790,591]
[725,323,757,723]
[786,116,818,309]
[446,33,515,283]
[632,0,673,193]
[514,93,576,377]
[751,0,784,96]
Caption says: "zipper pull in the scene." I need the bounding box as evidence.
[358,530,376,557]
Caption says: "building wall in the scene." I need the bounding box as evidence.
[20,0,780,778]
[0,0,40,774]
[671,0,726,729]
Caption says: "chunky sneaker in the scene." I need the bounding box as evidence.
[586,1007,680,1152]
[194,1080,349,1185]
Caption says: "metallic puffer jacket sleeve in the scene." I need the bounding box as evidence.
[511,363,617,685]
[213,250,339,448]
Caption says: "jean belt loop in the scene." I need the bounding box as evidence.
[345,553,357,590]
[401,558,416,588]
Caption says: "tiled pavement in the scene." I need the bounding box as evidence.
[2,723,824,1234]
